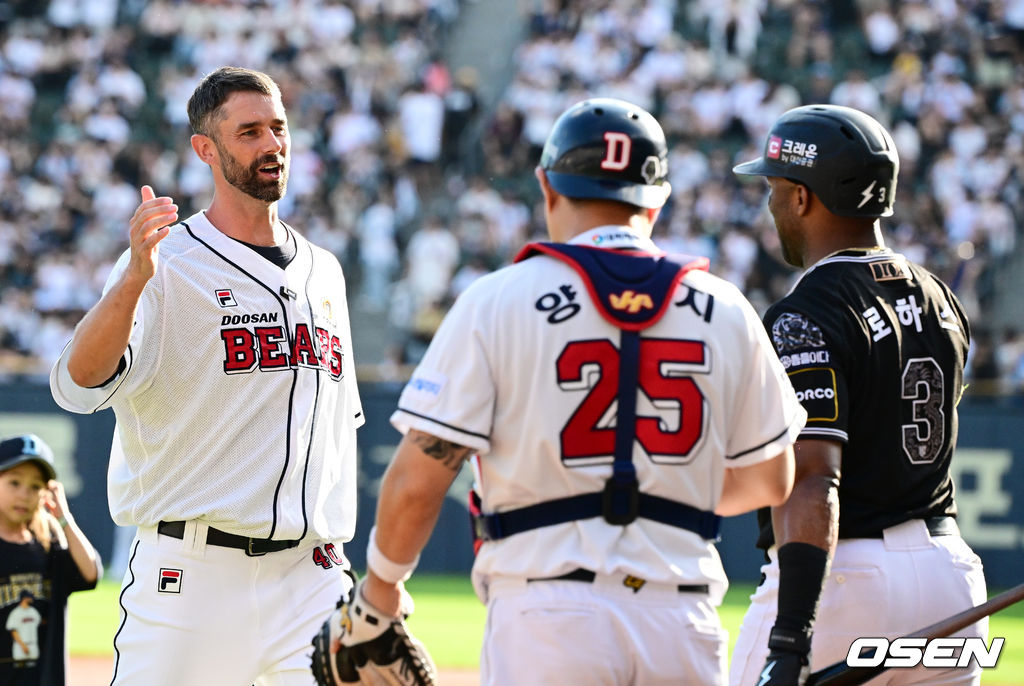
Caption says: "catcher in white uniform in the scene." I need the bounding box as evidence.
[311,98,805,686]
[49,67,362,685]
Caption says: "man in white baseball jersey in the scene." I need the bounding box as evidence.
[315,98,805,686]
[49,67,362,685]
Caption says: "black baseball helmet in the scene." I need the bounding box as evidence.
[733,104,899,218]
[540,98,670,209]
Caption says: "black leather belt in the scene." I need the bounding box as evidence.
[157,520,301,557]
[528,567,709,594]
[854,516,959,540]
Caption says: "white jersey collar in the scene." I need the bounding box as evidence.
[184,211,308,278]
[568,226,659,252]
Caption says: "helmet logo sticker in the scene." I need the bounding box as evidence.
[768,137,819,167]
[858,180,877,208]
[641,156,663,184]
[600,132,632,171]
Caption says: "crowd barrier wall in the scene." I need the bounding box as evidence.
[2,382,1021,588]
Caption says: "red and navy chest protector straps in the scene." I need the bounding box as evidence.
[469,242,721,546]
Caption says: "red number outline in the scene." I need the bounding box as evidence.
[557,338,708,466]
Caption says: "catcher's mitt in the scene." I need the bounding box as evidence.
[311,578,438,686]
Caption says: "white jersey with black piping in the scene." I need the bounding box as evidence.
[390,226,805,603]
[50,212,363,542]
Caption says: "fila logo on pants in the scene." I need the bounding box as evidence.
[158,568,183,594]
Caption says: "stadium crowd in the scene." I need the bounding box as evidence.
[1,0,1023,393]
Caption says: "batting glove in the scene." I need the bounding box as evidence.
[755,626,811,686]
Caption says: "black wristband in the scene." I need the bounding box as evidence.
[774,542,829,640]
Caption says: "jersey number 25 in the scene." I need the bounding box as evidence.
[556,338,707,465]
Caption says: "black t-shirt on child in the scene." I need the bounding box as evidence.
[0,535,98,686]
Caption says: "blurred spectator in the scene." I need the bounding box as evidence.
[863,6,900,58]
[450,254,490,298]
[967,329,1001,392]
[357,187,400,311]
[440,66,480,170]
[829,69,883,117]
[480,102,527,176]
[997,328,1024,389]
[405,214,460,310]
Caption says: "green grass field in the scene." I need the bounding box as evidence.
[70,575,1024,684]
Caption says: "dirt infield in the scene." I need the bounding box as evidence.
[70,655,480,685]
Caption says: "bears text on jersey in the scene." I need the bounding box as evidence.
[221,321,344,379]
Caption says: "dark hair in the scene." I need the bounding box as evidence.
[187,66,281,137]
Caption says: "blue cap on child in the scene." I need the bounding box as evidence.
[0,434,57,481]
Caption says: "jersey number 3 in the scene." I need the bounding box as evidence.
[901,357,945,464]
[556,338,707,464]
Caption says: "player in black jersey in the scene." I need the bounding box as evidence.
[728,105,988,686]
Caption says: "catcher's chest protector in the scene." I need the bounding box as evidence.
[514,242,709,331]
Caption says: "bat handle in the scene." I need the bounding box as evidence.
[805,663,885,686]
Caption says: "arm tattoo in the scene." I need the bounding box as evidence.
[410,430,473,471]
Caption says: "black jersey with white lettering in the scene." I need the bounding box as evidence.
[756,248,970,548]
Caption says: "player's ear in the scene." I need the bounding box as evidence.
[794,182,813,217]
[190,133,217,166]
[535,167,557,213]
[646,182,670,225]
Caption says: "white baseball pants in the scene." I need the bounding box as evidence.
[110,522,353,686]
[730,519,987,686]
[482,572,727,685]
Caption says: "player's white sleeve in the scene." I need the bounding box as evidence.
[724,294,806,467]
[49,250,150,413]
[390,284,494,453]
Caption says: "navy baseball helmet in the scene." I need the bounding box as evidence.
[733,104,899,218]
[0,434,57,480]
[540,98,670,209]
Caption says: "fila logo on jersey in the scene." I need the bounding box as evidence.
[221,322,344,380]
[609,290,654,313]
[158,568,182,593]
[216,289,238,307]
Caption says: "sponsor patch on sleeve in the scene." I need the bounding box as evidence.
[787,367,838,422]
[771,312,826,353]
[403,368,447,404]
